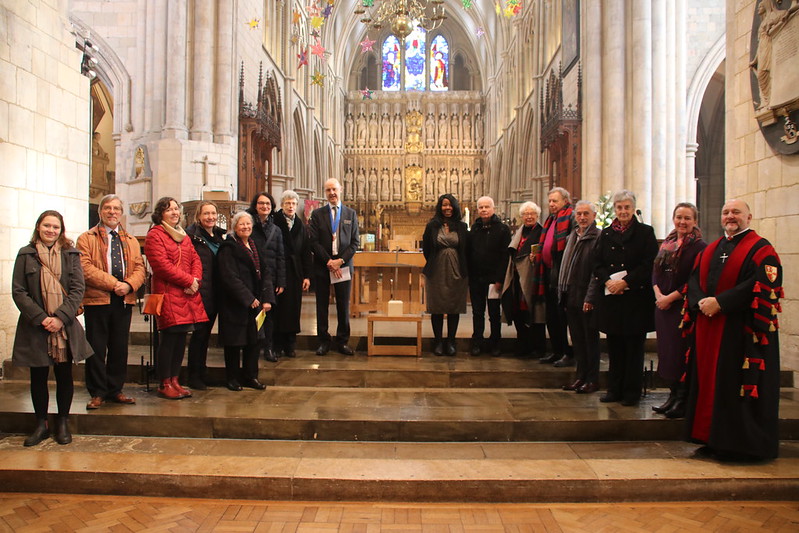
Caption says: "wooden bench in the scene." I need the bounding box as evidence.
[366,315,423,357]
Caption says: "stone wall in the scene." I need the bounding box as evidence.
[0,1,90,360]
[727,0,799,370]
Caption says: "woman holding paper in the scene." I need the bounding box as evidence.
[592,190,658,406]
[217,211,274,391]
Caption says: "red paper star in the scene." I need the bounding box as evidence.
[359,37,376,53]
[297,49,308,68]
[311,41,326,60]
[360,87,373,100]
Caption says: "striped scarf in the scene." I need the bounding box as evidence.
[36,241,68,363]
[533,204,573,297]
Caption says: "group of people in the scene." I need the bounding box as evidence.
[12,178,784,461]
[421,188,783,461]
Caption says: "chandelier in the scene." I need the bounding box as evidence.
[356,0,446,40]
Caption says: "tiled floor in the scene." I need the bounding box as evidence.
[0,493,797,532]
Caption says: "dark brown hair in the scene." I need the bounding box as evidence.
[30,210,73,248]
[151,196,181,225]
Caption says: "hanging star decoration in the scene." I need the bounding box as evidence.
[311,41,326,60]
[290,33,300,45]
[360,87,373,100]
[504,0,522,17]
[359,36,376,53]
[462,0,473,8]
[362,0,374,6]
[311,71,325,86]
[307,3,321,16]
[292,10,302,24]
[297,48,309,68]
[322,4,333,18]
[246,18,260,29]
[310,28,321,39]
[311,15,325,29]
[495,0,501,15]
[476,27,485,39]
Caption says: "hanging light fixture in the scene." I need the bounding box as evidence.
[355,0,446,41]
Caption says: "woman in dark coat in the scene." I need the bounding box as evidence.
[422,194,469,356]
[247,192,285,362]
[145,197,208,400]
[12,210,93,446]
[592,190,659,406]
[652,202,706,418]
[185,201,225,389]
[273,190,312,357]
[501,201,547,358]
[217,211,275,391]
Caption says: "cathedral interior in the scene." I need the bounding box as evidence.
[1,0,798,521]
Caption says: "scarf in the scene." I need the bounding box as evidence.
[234,234,261,280]
[199,227,222,255]
[655,227,702,272]
[36,241,68,363]
[610,218,632,234]
[160,221,186,242]
[539,204,573,268]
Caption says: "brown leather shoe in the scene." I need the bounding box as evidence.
[86,397,105,410]
[111,393,136,404]
[562,379,584,391]
[576,382,599,394]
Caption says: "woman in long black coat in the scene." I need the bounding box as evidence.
[592,190,659,406]
[273,190,313,357]
[185,201,226,389]
[217,211,275,391]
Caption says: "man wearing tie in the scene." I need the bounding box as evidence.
[77,194,145,409]
[309,178,360,355]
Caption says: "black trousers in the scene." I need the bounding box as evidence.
[469,281,502,345]
[606,333,646,402]
[314,272,351,345]
[512,309,546,356]
[30,361,73,419]
[224,344,259,381]
[187,308,216,381]
[156,330,187,381]
[566,306,600,383]
[544,284,571,356]
[84,297,132,399]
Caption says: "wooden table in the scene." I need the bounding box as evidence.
[351,251,426,316]
[367,315,423,357]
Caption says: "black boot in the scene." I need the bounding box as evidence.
[664,382,687,419]
[54,416,72,445]
[445,339,457,356]
[24,419,50,447]
[653,384,678,414]
[433,339,444,356]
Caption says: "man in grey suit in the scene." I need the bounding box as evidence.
[309,178,360,355]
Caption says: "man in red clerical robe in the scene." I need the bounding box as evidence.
[684,199,783,460]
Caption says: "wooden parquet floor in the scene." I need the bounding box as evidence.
[0,494,796,532]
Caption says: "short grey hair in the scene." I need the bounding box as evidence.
[477,196,495,207]
[281,190,300,204]
[519,201,541,217]
[574,200,596,213]
[612,189,637,207]
[98,194,123,212]
[548,187,571,203]
[229,211,254,236]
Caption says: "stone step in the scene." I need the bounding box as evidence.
[1,435,797,502]
[3,349,795,390]
[2,382,798,443]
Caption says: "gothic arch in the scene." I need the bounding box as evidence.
[313,129,323,193]
[686,34,725,152]
[70,16,133,136]
[292,107,307,189]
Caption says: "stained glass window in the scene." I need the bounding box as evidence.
[404,26,426,91]
[429,35,449,92]
[381,36,401,91]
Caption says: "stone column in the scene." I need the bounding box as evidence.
[675,0,688,203]
[630,0,652,221]
[601,0,625,195]
[214,0,235,142]
[665,0,677,216]
[133,0,147,135]
[651,0,668,236]
[581,0,602,204]
[163,0,188,138]
[190,0,214,142]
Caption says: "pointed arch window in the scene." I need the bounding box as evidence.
[381,35,401,91]
[404,26,426,91]
[429,35,449,91]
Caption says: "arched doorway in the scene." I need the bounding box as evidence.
[695,63,725,242]
[89,79,115,228]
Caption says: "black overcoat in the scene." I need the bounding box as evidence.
[216,237,275,347]
[273,210,313,334]
[247,209,287,290]
[186,223,225,317]
[591,218,658,335]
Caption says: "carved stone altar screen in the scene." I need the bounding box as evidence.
[343,92,487,245]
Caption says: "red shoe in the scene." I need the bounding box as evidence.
[158,379,182,400]
[171,376,192,398]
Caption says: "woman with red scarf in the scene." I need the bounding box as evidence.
[652,203,706,418]
[593,190,658,407]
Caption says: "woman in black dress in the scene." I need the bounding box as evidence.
[422,194,469,356]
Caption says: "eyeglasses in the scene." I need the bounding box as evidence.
[257,201,271,206]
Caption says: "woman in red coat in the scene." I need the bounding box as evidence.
[145,197,208,399]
